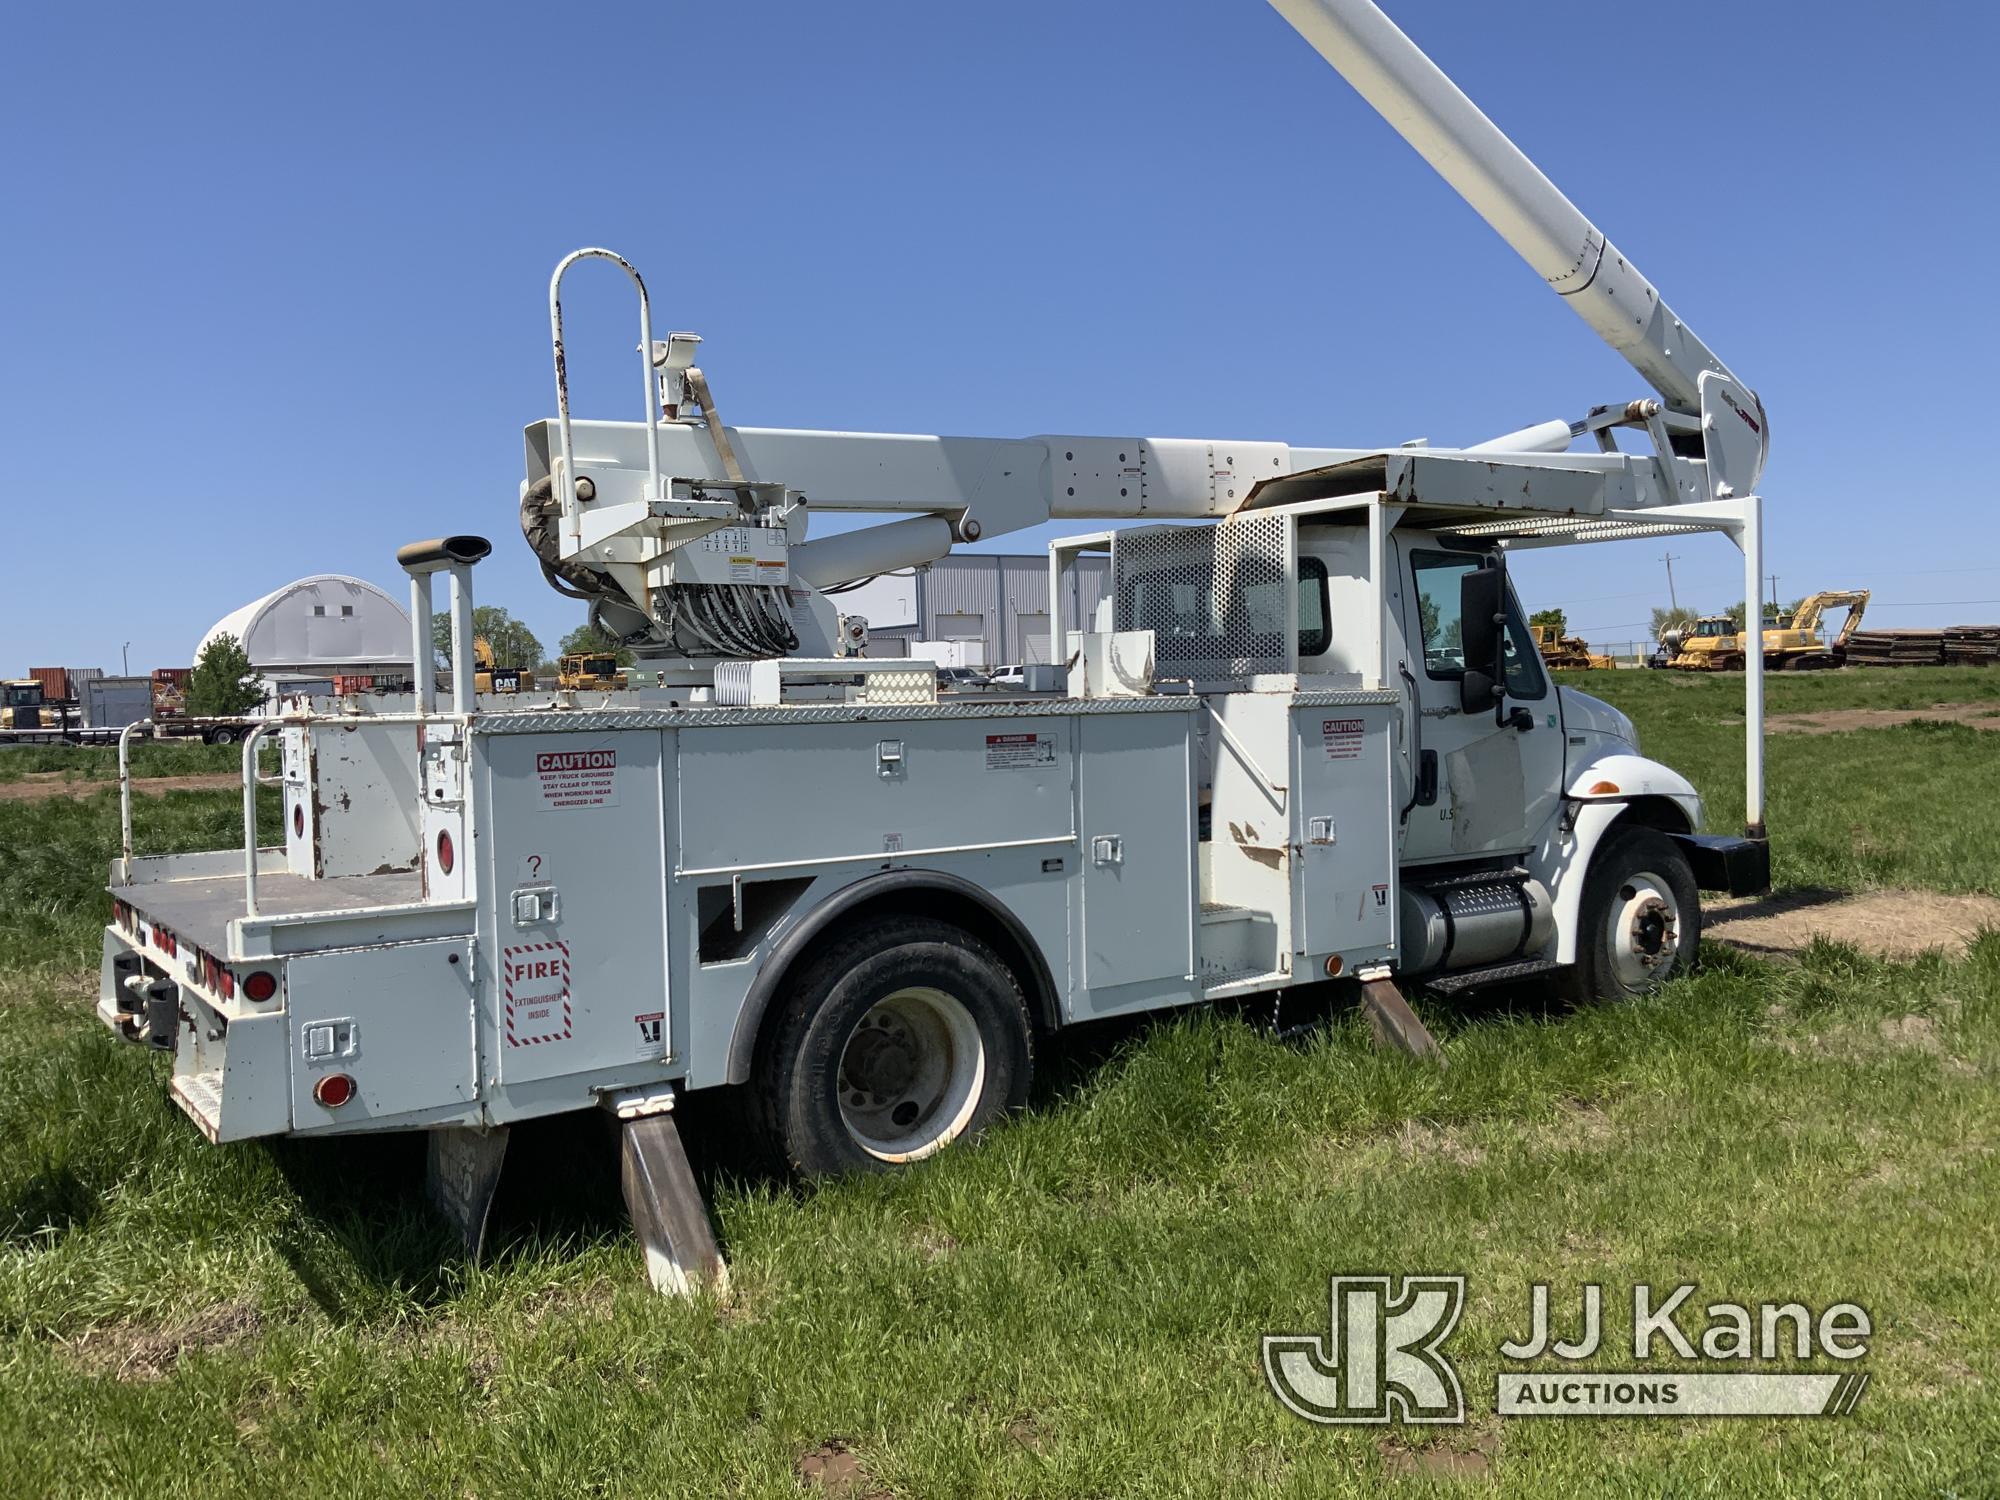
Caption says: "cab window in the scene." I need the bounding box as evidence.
[1408,549,1546,700]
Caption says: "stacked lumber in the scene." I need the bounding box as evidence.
[1846,629,1944,666]
[1943,626,2000,666]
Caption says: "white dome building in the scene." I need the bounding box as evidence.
[197,575,412,682]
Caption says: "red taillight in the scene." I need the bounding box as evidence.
[218,968,235,999]
[314,1073,354,1108]
[241,969,278,1003]
[436,829,455,875]
[293,804,305,836]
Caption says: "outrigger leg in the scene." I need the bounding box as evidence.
[425,1125,511,1260]
[613,1097,728,1296]
[1355,967,1443,1062]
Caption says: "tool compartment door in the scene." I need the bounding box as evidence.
[288,939,476,1128]
[480,730,671,1084]
[1076,709,1197,994]
[1291,703,1398,963]
[676,715,1074,872]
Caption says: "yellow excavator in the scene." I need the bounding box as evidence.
[1663,589,1870,671]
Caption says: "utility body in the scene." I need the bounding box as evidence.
[97,0,1776,1289]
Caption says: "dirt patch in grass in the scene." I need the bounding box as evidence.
[68,1302,264,1381]
[1705,888,2000,960]
[0,773,238,803]
[1759,703,2000,735]
[1380,1426,1498,1479]
[796,1440,888,1498]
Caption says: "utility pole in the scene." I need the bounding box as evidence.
[1767,573,1779,621]
[122,641,131,674]
[1661,552,1680,611]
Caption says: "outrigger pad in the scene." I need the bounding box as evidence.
[425,1125,511,1261]
[619,1112,728,1297]
[1357,976,1444,1063]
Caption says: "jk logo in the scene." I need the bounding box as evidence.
[1263,1275,1467,1424]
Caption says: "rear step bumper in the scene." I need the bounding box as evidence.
[1672,833,1770,898]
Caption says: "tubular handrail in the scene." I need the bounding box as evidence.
[241,724,278,919]
[117,719,156,878]
[549,248,663,531]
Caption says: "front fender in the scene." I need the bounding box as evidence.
[1545,755,1703,964]
[1566,753,1703,830]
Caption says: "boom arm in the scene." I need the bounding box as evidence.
[1789,589,1869,647]
[1265,0,1752,422]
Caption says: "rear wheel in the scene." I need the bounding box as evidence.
[1560,826,1700,1003]
[205,725,238,745]
[752,915,1034,1178]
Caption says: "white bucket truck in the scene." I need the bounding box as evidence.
[99,0,1772,1290]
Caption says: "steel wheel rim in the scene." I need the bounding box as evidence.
[837,985,986,1162]
[1606,871,1681,989]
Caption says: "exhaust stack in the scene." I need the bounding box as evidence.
[397,536,493,716]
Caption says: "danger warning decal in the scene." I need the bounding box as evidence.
[1321,718,1364,761]
[503,941,572,1047]
[535,748,620,810]
[985,732,1056,771]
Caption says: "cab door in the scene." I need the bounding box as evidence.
[1391,538,1565,865]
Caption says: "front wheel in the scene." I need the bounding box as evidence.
[1560,826,1700,1004]
[752,915,1034,1178]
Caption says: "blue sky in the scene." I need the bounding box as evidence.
[5,0,1996,671]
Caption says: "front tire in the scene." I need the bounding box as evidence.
[1561,826,1700,1003]
[752,915,1034,1178]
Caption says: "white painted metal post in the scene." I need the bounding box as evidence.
[1741,493,1766,836]
[1047,545,1063,666]
[1367,500,1388,690]
[409,572,436,716]
[447,564,475,718]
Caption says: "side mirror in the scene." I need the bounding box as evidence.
[1457,564,1507,714]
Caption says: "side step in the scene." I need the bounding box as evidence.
[1422,957,1564,996]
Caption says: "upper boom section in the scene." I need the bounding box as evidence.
[1266,0,1749,423]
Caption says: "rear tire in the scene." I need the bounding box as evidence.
[751,915,1034,1178]
[1560,826,1700,1004]
[205,725,238,745]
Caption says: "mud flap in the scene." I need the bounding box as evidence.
[425,1125,510,1261]
[619,1111,728,1297]
[1357,974,1444,1063]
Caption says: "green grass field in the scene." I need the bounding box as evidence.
[2,670,1996,1497]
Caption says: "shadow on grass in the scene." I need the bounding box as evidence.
[264,1114,629,1321]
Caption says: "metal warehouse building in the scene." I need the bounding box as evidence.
[841,553,1110,665]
